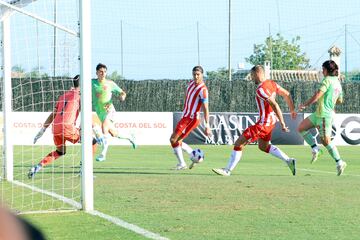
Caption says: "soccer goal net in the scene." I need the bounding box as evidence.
[0,0,92,214]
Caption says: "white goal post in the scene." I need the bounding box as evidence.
[0,0,93,212]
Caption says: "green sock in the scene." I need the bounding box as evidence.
[113,131,128,140]
[325,142,341,162]
[300,131,316,146]
[117,135,131,141]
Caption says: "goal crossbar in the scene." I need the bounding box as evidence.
[0,0,78,36]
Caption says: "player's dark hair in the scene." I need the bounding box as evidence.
[192,65,203,73]
[322,60,338,76]
[250,65,264,73]
[73,74,80,88]
[96,63,107,71]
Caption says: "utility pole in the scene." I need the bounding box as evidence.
[269,23,272,68]
[53,0,57,77]
[228,0,232,81]
[197,21,200,65]
[344,24,348,81]
[121,20,124,77]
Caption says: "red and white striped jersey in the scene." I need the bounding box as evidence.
[255,80,279,126]
[182,80,208,119]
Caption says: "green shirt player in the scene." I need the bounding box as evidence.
[92,63,136,162]
[298,60,346,176]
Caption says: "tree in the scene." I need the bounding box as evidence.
[206,67,235,81]
[246,33,310,70]
[12,64,25,73]
[108,70,124,81]
[348,70,360,82]
[27,67,49,78]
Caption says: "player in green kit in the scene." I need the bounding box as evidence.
[92,63,136,162]
[298,60,346,176]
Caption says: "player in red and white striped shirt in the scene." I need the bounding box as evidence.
[170,66,210,170]
[213,65,297,176]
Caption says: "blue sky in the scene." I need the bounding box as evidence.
[6,0,360,80]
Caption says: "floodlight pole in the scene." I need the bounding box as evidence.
[121,20,124,76]
[344,24,348,81]
[197,21,200,65]
[53,0,57,77]
[2,16,13,181]
[79,0,93,212]
[228,0,232,81]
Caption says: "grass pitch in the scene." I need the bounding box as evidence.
[3,145,360,240]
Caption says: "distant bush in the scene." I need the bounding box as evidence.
[6,77,360,114]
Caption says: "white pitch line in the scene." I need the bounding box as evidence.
[90,210,169,240]
[12,180,169,240]
[299,168,360,177]
[13,180,82,209]
[17,209,78,215]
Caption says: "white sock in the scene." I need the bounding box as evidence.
[101,135,109,156]
[173,146,186,166]
[336,159,344,166]
[181,142,193,155]
[311,145,320,153]
[92,125,103,139]
[226,150,242,171]
[268,145,289,163]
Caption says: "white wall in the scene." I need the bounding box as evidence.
[3,112,173,145]
[2,112,359,146]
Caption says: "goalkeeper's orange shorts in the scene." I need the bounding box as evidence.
[174,117,200,140]
[53,126,80,148]
[242,123,275,143]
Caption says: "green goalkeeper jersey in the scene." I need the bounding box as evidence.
[315,76,343,118]
[92,79,122,121]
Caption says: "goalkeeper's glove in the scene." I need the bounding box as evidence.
[33,127,46,144]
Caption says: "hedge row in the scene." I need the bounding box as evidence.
[5,78,360,113]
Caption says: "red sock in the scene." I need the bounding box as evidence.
[265,145,271,153]
[92,144,97,155]
[171,142,180,148]
[233,146,242,151]
[40,151,61,166]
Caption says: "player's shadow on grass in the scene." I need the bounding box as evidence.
[25,169,216,176]
[18,166,300,177]
[92,170,174,175]
[91,169,222,176]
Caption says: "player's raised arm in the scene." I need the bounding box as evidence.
[119,91,126,102]
[298,90,324,112]
[277,86,297,119]
[33,108,56,144]
[267,96,289,132]
[336,94,343,105]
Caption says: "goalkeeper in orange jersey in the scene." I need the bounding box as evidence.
[28,75,100,179]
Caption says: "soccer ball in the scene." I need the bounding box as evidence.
[190,148,204,163]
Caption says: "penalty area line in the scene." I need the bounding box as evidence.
[12,180,169,240]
